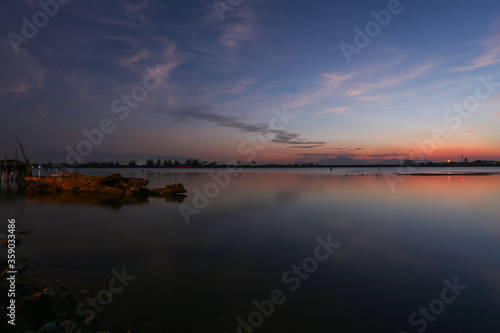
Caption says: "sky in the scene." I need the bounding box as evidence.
[0,0,499,164]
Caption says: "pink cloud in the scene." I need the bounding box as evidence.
[316,107,350,115]
[219,8,257,48]
[450,33,500,72]
[346,89,365,96]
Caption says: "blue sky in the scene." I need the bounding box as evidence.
[1,0,499,163]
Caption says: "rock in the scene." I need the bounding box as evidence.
[24,173,186,202]
[100,173,123,186]
[149,183,187,196]
[125,186,149,196]
[57,177,87,192]
[126,177,149,187]
[79,181,124,195]
[58,173,83,178]
[125,187,139,196]
[166,183,187,193]
[26,173,142,195]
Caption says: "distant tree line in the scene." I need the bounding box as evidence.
[37,158,222,169]
[33,158,499,170]
[142,158,217,168]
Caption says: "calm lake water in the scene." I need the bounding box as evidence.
[2,167,500,332]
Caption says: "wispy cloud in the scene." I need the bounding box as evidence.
[296,152,366,161]
[296,153,334,160]
[80,0,163,27]
[337,62,438,105]
[271,132,325,146]
[366,153,402,158]
[288,71,356,109]
[290,145,324,149]
[186,78,257,99]
[219,8,257,48]
[460,124,492,133]
[286,61,437,110]
[359,63,436,90]
[316,106,350,115]
[85,16,144,28]
[0,39,46,96]
[122,0,166,16]
[450,33,500,72]
[167,106,326,147]
[113,37,182,74]
[328,147,366,154]
[346,89,365,96]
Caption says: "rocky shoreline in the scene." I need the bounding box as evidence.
[0,255,146,333]
[25,173,187,198]
[1,172,187,332]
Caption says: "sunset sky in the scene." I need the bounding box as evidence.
[1,0,499,163]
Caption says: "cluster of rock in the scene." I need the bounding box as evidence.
[25,173,186,197]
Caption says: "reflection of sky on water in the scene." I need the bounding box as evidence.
[1,169,500,332]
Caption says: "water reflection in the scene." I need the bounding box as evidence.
[24,191,185,209]
[1,169,500,332]
[1,170,187,210]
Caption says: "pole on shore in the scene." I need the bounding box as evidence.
[4,154,8,185]
[16,137,30,177]
[14,151,17,181]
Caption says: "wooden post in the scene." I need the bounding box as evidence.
[14,151,17,181]
[4,154,7,184]
[16,137,30,177]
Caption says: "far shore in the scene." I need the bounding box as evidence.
[32,162,500,170]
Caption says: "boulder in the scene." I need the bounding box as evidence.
[100,173,123,186]
[79,181,124,195]
[124,187,141,196]
[24,173,184,200]
[149,183,187,196]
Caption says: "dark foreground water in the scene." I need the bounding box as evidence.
[1,167,500,332]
